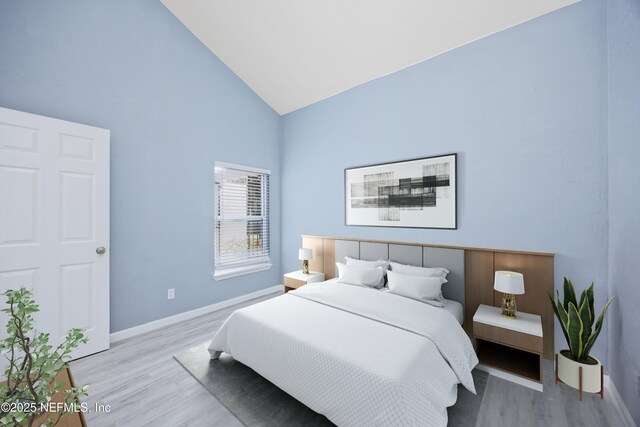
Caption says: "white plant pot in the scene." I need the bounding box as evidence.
[557,350,602,393]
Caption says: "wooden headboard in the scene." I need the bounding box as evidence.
[301,235,555,360]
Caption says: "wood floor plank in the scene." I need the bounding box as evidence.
[476,363,625,427]
[71,293,277,427]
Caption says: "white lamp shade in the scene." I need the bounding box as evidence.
[298,248,312,261]
[494,271,525,295]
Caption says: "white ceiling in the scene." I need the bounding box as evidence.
[161,0,579,115]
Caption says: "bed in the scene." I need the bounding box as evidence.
[209,280,478,426]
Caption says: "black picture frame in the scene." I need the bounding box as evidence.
[344,153,457,230]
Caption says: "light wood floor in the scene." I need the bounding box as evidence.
[71,294,278,427]
[72,291,625,427]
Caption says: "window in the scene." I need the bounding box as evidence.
[214,162,271,280]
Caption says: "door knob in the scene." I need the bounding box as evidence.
[96,247,106,255]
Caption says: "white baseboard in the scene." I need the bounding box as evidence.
[110,285,282,343]
[605,375,638,427]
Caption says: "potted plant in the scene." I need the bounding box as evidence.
[548,278,613,399]
[0,288,89,426]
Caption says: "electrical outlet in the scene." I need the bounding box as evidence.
[168,288,175,300]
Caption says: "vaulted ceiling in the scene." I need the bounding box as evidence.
[161,0,579,115]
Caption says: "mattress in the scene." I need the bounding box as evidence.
[443,298,464,325]
[209,281,478,427]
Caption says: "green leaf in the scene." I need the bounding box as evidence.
[582,297,614,359]
[578,297,591,359]
[563,278,577,313]
[0,286,90,420]
[586,282,595,327]
[579,288,587,310]
[556,290,569,326]
[578,288,590,326]
[567,302,583,360]
[548,292,570,345]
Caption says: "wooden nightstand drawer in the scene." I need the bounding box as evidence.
[284,276,306,289]
[473,321,543,354]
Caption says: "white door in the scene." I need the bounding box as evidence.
[0,107,109,359]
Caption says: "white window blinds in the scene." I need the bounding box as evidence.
[214,162,271,279]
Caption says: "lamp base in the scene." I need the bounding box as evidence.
[302,260,309,275]
[501,293,518,318]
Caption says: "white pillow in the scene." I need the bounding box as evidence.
[389,261,449,278]
[345,256,389,274]
[387,270,447,306]
[336,262,385,289]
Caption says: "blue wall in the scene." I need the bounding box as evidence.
[0,0,282,332]
[608,0,640,422]
[282,0,610,364]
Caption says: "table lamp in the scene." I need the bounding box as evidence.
[298,248,312,274]
[494,271,525,318]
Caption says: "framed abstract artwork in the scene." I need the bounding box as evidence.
[345,153,457,229]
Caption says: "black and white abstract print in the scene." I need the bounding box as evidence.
[345,154,456,229]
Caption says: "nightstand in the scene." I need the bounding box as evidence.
[283,270,325,293]
[473,304,544,391]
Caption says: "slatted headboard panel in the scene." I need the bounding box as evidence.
[302,235,555,360]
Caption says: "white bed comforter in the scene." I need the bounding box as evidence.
[209,282,478,427]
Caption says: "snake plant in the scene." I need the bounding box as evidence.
[548,278,613,363]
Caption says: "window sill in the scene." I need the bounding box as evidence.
[213,263,272,281]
